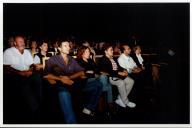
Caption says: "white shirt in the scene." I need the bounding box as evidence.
[136,54,144,65]
[33,55,41,64]
[118,53,137,73]
[27,49,40,64]
[3,47,34,71]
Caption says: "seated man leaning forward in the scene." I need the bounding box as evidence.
[43,39,102,124]
[3,35,42,120]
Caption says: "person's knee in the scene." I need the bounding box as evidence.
[129,78,134,86]
[100,75,108,80]
[58,91,71,100]
[99,75,108,84]
[96,81,103,90]
[117,81,125,88]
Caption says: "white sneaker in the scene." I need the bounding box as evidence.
[126,101,136,108]
[115,98,126,108]
[82,108,91,115]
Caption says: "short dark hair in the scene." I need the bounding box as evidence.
[57,37,71,47]
[120,44,129,53]
[103,43,113,51]
[38,40,48,47]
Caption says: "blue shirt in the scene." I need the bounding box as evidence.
[44,55,84,76]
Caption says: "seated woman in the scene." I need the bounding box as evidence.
[82,41,96,62]
[33,41,52,71]
[76,46,113,112]
[131,45,145,70]
[98,44,136,108]
[131,45,156,85]
[29,40,39,58]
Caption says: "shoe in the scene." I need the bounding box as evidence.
[79,112,95,123]
[82,108,95,116]
[80,108,95,123]
[115,98,126,108]
[126,101,136,108]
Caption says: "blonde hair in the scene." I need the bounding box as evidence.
[133,45,141,52]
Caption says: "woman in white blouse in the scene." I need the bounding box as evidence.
[131,45,145,71]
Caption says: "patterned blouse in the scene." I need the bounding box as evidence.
[110,58,118,71]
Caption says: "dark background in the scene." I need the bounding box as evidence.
[3,3,190,124]
[3,3,189,46]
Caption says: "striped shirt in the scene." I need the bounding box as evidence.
[110,58,118,71]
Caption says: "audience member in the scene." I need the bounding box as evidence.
[98,44,136,108]
[77,46,114,112]
[34,41,52,71]
[43,39,102,123]
[29,40,39,58]
[3,35,42,122]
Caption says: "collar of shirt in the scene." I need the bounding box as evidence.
[122,53,137,69]
[59,55,72,66]
[136,53,141,58]
[136,53,143,65]
[13,47,25,55]
[122,53,131,61]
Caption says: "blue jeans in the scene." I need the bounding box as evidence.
[57,85,76,124]
[87,75,113,103]
[58,91,76,123]
[98,75,113,103]
[56,80,102,123]
[83,78,103,111]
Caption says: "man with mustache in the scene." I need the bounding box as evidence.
[3,35,42,123]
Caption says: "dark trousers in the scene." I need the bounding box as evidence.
[129,69,153,102]
[4,72,42,123]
